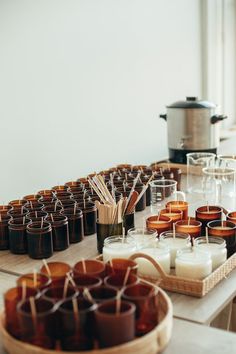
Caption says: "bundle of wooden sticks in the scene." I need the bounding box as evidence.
[88,173,153,224]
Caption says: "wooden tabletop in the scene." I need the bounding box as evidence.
[0,206,236,326]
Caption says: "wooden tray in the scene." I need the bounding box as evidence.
[0,284,173,354]
[129,253,236,297]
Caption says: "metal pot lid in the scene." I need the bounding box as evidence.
[166,96,216,109]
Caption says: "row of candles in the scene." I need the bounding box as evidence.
[4,259,159,350]
[101,201,236,280]
[0,164,181,259]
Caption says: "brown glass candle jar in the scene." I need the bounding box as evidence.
[9,199,28,207]
[4,286,38,339]
[26,201,44,212]
[104,273,139,290]
[77,202,97,236]
[58,198,77,209]
[105,258,138,276]
[26,221,53,259]
[23,194,41,202]
[207,220,236,257]
[7,208,28,219]
[175,220,202,239]
[227,212,236,225]
[41,285,78,303]
[166,200,189,219]
[40,261,72,287]
[0,205,13,213]
[163,167,182,191]
[52,185,68,192]
[45,215,69,251]
[54,191,73,200]
[0,214,11,250]
[37,189,55,197]
[39,196,57,206]
[58,297,97,351]
[95,300,135,348]
[61,207,84,243]
[146,215,172,235]
[43,204,63,214]
[17,298,56,349]
[72,274,102,292]
[196,206,223,234]
[160,208,183,222]
[8,217,29,254]
[73,259,105,278]
[122,283,159,336]
[88,286,117,304]
[17,272,51,290]
[27,210,48,222]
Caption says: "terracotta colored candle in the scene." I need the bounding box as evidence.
[23,194,41,202]
[196,206,223,234]
[4,287,38,339]
[227,212,236,225]
[41,285,78,303]
[88,286,118,304]
[72,274,102,292]
[175,220,202,239]
[160,208,183,222]
[73,259,105,278]
[58,297,97,351]
[105,258,138,276]
[122,283,159,336]
[104,273,139,290]
[146,215,172,235]
[95,300,135,348]
[17,298,56,348]
[166,201,188,219]
[17,272,51,290]
[40,261,71,287]
[207,220,236,257]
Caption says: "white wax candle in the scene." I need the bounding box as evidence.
[136,247,170,278]
[103,242,136,263]
[175,251,212,280]
[193,243,227,270]
[128,234,156,250]
[161,237,191,267]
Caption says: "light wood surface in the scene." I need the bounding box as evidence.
[0,273,18,309]
[163,318,236,354]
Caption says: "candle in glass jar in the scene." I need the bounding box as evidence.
[166,201,188,219]
[127,228,157,250]
[175,220,202,238]
[160,208,183,222]
[227,211,236,225]
[175,249,212,280]
[135,243,170,278]
[193,237,227,270]
[159,231,191,267]
[207,220,236,258]
[102,236,136,262]
[196,206,222,234]
[146,215,171,235]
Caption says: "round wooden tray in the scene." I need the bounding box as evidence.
[0,286,172,354]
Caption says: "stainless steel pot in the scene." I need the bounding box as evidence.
[160,96,227,163]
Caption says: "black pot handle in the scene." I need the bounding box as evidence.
[211,114,227,124]
[159,114,167,121]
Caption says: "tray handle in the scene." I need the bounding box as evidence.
[129,252,168,280]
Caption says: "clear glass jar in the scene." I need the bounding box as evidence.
[175,249,212,280]
[127,227,157,250]
[159,231,191,268]
[193,236,227,271]
[135,242,170,278]
[102,236,136,263]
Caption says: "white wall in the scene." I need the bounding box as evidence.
[0,0,202,202]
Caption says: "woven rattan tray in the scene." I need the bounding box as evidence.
[129,253,236,297]
[0,283,173,354]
